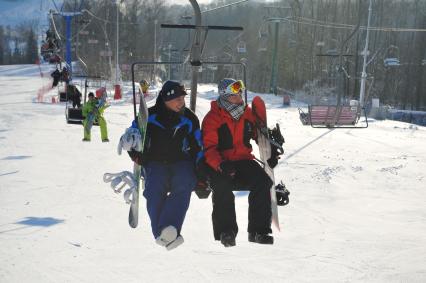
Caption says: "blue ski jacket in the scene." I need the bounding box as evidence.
[130,95,203,167]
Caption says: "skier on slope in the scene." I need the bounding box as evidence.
[82,91,109,142]
[118,80,205,250]
[201,78,279,247]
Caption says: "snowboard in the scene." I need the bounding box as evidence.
[84,92,107,136]
[128,89,149,228]
[251,96,285,231]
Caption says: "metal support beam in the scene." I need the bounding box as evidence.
[269,21,280,95]
[131,61,247,117]
[359,0,373,107]
[188,0,202,111]
[159,0,244,111]
[160,24,243,31]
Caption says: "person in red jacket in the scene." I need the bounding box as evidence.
[202,78,276,247]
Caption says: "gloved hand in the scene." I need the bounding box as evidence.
[194,179,211,199]
[219,161,236,179]
[117,127,142,155]
[195,159,210,181]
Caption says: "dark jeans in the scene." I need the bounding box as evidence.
[209,160,273,240]
[143,160,197,238]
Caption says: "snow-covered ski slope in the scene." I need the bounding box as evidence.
[0,65,425,283]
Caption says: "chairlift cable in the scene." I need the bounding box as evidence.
[287,16,426,32]
[49,12,93,43]
[50,12,62,41]
[201,0,250,14]
[83,8,139,25]
[50,0,60,13]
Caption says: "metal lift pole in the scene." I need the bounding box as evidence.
[269,20,280,95]
[161,0,243,111]
[189,0,202,111]
[359,0,373,107]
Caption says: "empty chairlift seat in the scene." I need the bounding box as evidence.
[299,101,368,128]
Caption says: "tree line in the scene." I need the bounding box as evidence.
[1,0,425,110]
[0,23,38,65]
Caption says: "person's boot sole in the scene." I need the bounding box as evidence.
[166,235,184,251]
[155,226,177,247]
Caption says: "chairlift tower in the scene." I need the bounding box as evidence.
[258,3,292,94]
[261,15,290,94]
[160,0,243,111]
[50,0,85,80]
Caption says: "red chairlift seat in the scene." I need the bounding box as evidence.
[299,103,368,128]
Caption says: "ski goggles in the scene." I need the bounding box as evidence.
[225,80,245,95]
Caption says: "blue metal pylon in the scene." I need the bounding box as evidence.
[51,0,85,81]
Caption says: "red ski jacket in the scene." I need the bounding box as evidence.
[202,101,257,171]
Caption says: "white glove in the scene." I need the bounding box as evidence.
[117,127,142,155]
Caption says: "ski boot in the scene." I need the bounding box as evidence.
[248,233,274,245]
[220,231,236,247]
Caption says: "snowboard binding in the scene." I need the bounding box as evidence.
[275,181,290,206]
[266,124,285,168]
[103,171,138,204]
[269,124,285,147]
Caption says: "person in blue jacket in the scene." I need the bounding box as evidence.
[118,80,204,250]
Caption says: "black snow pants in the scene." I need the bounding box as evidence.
[209,159,273,240]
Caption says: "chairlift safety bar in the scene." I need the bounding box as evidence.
[160,24,243,31]
[130,61,247,120]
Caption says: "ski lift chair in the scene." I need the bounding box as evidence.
[258,33,268,52]
[301,47,368,128]
[384,58,400,67]
[58,81,68,102]
[237,41,247,53]
[299,101,368,128]
[298,62,368,128]
[65,83,84,124]
[65,77,103,125]
[384,45,400,68]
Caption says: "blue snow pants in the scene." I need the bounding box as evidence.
[143,160,197,238]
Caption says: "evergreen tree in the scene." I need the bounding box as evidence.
[12,38,21,64]
[25,27,38,64]
[0,26,4,65]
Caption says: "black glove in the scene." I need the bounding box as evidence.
[219,161,236,179]
[127,150,144,166]
[194,179,211,199]
[195,159,210,181]
[275,182,290,206]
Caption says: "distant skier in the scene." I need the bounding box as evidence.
[50,68,61,87]
[82,91,109,142]
[201,78,278,247]
[118,80,204,250]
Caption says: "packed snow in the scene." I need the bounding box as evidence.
[0,64,425,282]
